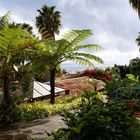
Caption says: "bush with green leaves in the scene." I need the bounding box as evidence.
[0,98,48,126]
[0,96,21,125]
[17,102,48,122]
[105,66,121,80]
[49,91,140,140]
[105,73,140,99]
[0,95,84,126]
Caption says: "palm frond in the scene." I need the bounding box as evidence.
[136,32,140,46]
[36,5,61,40]
[129,0,140,18]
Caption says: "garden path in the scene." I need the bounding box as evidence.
[0,115,66,140]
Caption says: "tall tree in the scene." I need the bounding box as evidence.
[0,28,35,108]
[129,57,140,76]
[9,22,33,35]
[33,29,103,104]
[129,1,140,50]
[129,0,140,18]
[36,5,61,40]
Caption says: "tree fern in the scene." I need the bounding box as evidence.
[74,44,103,51]
[68,56,95,67]
[73,52,103,64]
[34,29,103,104]
[0,11,11,30]
[62,29,92,47]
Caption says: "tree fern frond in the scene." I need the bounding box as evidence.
[0,11,11,29]
[74,44,103,51]
[74,52,103,64]
[55,39,71,55]
[68,56,95,67]
[62,29,92,46]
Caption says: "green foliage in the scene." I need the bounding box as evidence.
[105,72,140,99]
[127,74,139,83]
[17,102,48,122]
[0,97,21,125]
[0,12,11,30]
[105,78,132,98]
[129,57,140,79]
[33,29,103,104]
[114,65,130,79]
[0,95,83,125]
[49,97,140,140]
[105,66,121,80]
[9,22,34,35]
[34,29,103,68]
[0,27,36,107]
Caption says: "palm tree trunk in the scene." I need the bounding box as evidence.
[50,68,56,104]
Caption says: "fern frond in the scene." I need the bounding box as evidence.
[74,52,103,64]
[62,29,92,46]
[0,11,11,29]
[68,56,95,67]
[74,44,103,51]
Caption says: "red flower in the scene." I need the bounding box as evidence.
[127,101,134,107]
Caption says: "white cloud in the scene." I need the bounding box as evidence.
[0,0,140,72]
[0,6,7,16]
[96,48,139,66]
[55,27,70,40]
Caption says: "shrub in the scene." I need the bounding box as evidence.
[17,102,48,122]
[82,69,112,82]
[105,66,121,80]
[105,78,133,98]
[0,100,48,126]
[0,97,21,125]
[47,90,140,140]
[49,99,140,140]
[0,95,84,126]
[115,65,130,79]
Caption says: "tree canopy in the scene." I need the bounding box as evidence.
[33,29,103,103]
[36,5,61,40]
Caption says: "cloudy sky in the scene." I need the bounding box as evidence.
[0,0,140,71]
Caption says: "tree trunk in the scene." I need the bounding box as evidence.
[50,68,56,104]
[2,72,10,109]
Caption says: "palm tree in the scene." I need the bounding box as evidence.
[0,12,33,34]
[34,29,103,104]
[129,0,140,18]
[136,32,140,49]
[36,5,61,40]
[9,22,34,35]
[0,28,35,108]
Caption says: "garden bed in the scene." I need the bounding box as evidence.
[55,76,104,97]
